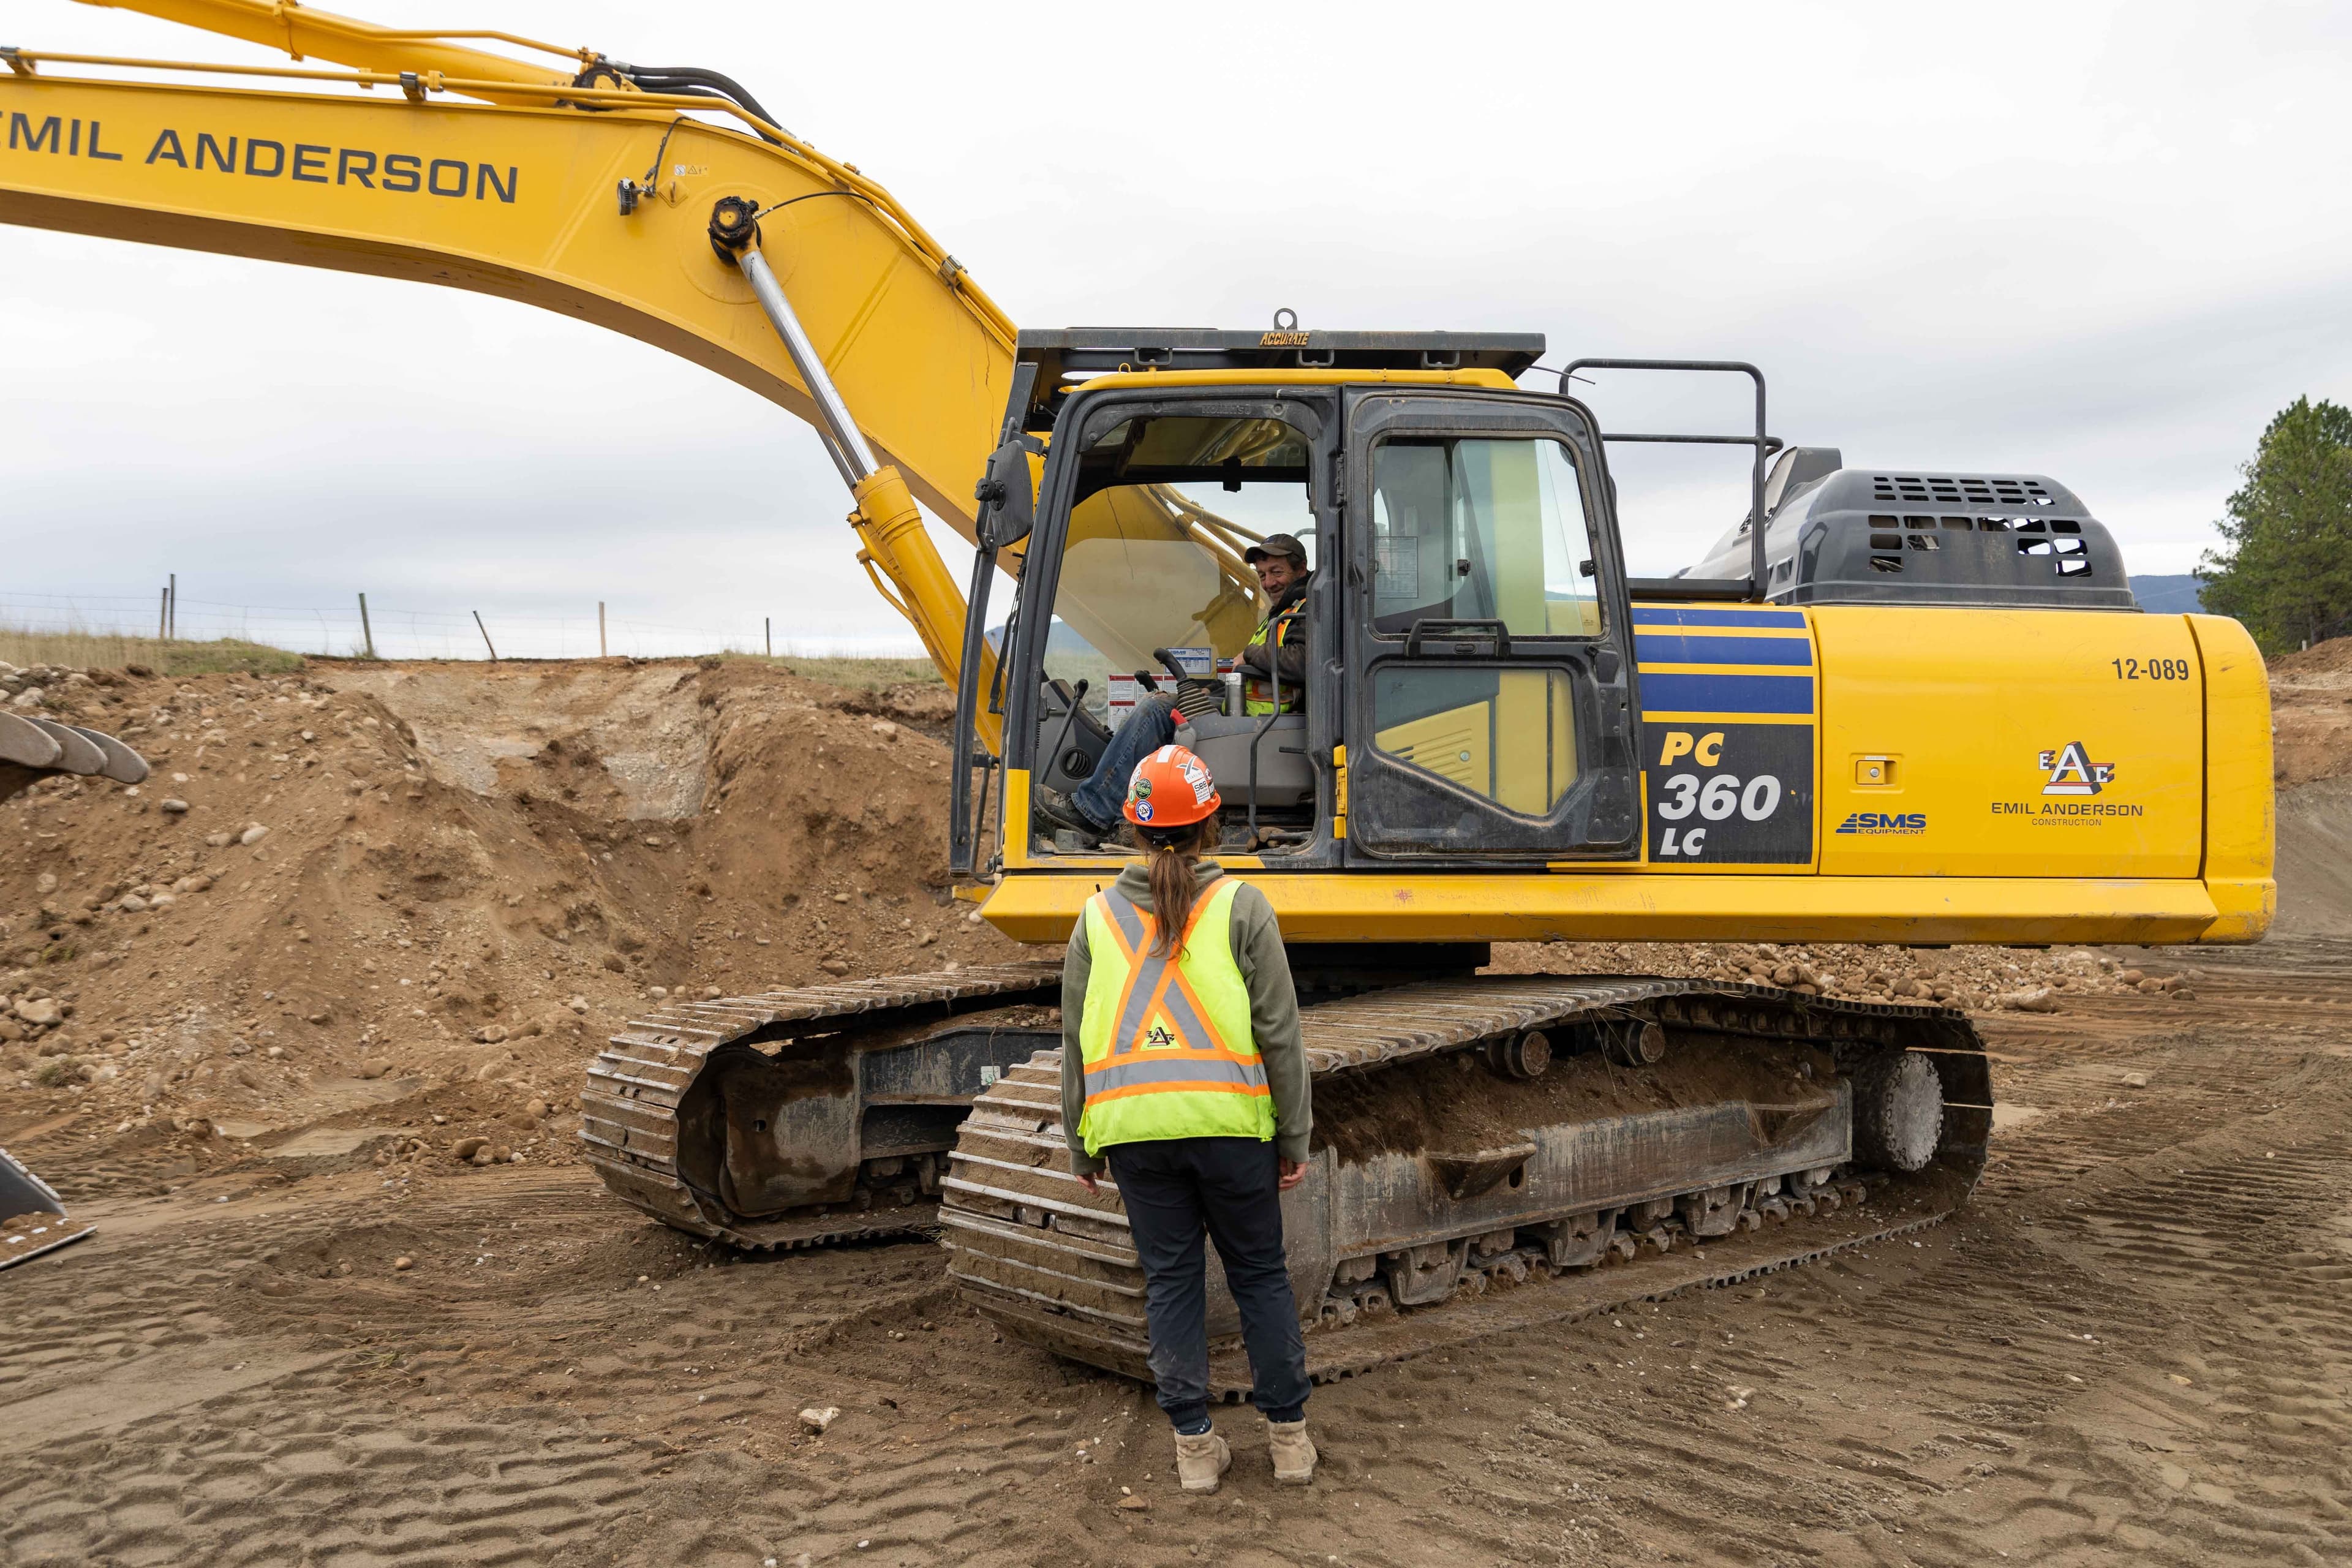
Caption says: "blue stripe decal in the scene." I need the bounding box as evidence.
[1633,633,1813,666]
[1638,672,1815,715]
[1631,606,1809,628]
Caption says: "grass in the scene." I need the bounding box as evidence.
[0,626,309,677]
[718,652,944,690]
[0,624,944,687]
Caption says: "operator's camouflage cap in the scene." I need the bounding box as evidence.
[1243,532,1309,566]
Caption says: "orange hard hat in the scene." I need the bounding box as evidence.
[1122,744,1221,827]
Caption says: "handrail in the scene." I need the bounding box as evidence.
[1562,358,1772,603]
[67,0,590,91]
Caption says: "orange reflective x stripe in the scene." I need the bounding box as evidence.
[1074,878,1273,1150]
[1092,889,1231,1062]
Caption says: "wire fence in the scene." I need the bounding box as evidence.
[0,589,927,662]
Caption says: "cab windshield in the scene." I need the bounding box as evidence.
[1044,413,1315,718]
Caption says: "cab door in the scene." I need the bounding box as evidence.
[1342,390,1639,861]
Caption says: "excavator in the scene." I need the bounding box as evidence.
[3,1,2274,1391]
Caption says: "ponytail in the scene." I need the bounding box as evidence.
[1139,812,1219,958]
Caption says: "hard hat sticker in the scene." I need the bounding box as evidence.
[1133,801,1153,821]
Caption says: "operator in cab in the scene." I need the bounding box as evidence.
[1060,743,1318,1492]
[1033,532,1311,844]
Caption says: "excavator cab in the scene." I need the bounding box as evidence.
[953,330,1643,877]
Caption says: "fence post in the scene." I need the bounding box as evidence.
[766,616,772,657]
[167,573,176,640]
[357,594,377,659]
[599,601,608,658]
[473,611,499,662]
[157,586,168,641]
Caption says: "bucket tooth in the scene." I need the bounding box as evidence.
[1,713,150,802]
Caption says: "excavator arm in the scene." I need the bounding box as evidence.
[2,1,1030,736]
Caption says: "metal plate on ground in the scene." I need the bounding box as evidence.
[1,1148,92,1272]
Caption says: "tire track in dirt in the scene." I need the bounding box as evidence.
[9,953,2352,1566]
[0,1163,1122,1566]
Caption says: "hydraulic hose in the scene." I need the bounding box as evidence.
[611,63,787,141]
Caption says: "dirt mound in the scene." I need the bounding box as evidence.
[2272,634,2352,677]
[0,656,1029,1196]
[2262,639,2352,932]
[2276,777,2352,935]
[2269,638,2352,790]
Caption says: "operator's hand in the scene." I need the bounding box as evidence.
[1076,1171,1100,1195]
[1277,1159,1308,1191]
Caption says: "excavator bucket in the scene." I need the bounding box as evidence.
[0,710,150,801]
[0,1148,93,1271]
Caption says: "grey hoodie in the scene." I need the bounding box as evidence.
[1058,858,1310,1178]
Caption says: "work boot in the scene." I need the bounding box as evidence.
[1266,1417,1317,1485]
[1031,787,1106,846]
[1173,1427,1231,1494]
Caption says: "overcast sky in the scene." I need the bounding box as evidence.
[7,1,2349,657]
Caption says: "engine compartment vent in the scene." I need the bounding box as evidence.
[1677,466,2138,610]
[1869,474,2053,508]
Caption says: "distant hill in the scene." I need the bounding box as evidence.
[2132,575,2206,614]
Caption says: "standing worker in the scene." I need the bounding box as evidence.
[1060,743,1317,1493]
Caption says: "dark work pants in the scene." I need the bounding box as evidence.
[1104,1136,1310,1431]
[1070,695,1177,832]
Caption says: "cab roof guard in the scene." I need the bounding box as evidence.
[1010,324,1545,432]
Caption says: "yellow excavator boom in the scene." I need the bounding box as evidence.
[5,3,1046,741]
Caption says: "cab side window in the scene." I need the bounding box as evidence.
[1362,435,1602,821]
[1370,437,1601,639]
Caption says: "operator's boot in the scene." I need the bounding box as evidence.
[1031,786,1107,846]
[1174,1426,1231,1494]
[1266,1417,1317,1485]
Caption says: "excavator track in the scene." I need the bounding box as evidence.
[582,962,1063,1248]
[941,975,1989,1393]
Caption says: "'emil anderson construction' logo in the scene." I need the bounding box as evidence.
[1994,743,2137,821]
[2038,742,2115,797]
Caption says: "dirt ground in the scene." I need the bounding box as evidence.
[4,647,2349,1566]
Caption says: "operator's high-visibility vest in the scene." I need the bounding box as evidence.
[1242,606,1305,716]
[1076,879,1273,1154]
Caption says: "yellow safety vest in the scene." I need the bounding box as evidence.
[1075,878,1273,1154]
[1242,606,1305,716]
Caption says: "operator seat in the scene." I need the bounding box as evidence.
[1178,712,1312,809]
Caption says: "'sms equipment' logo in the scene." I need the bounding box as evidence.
[2038,742,2115,796]
[1836,812,1926,835]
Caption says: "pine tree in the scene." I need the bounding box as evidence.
[2198,398,2352,653]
